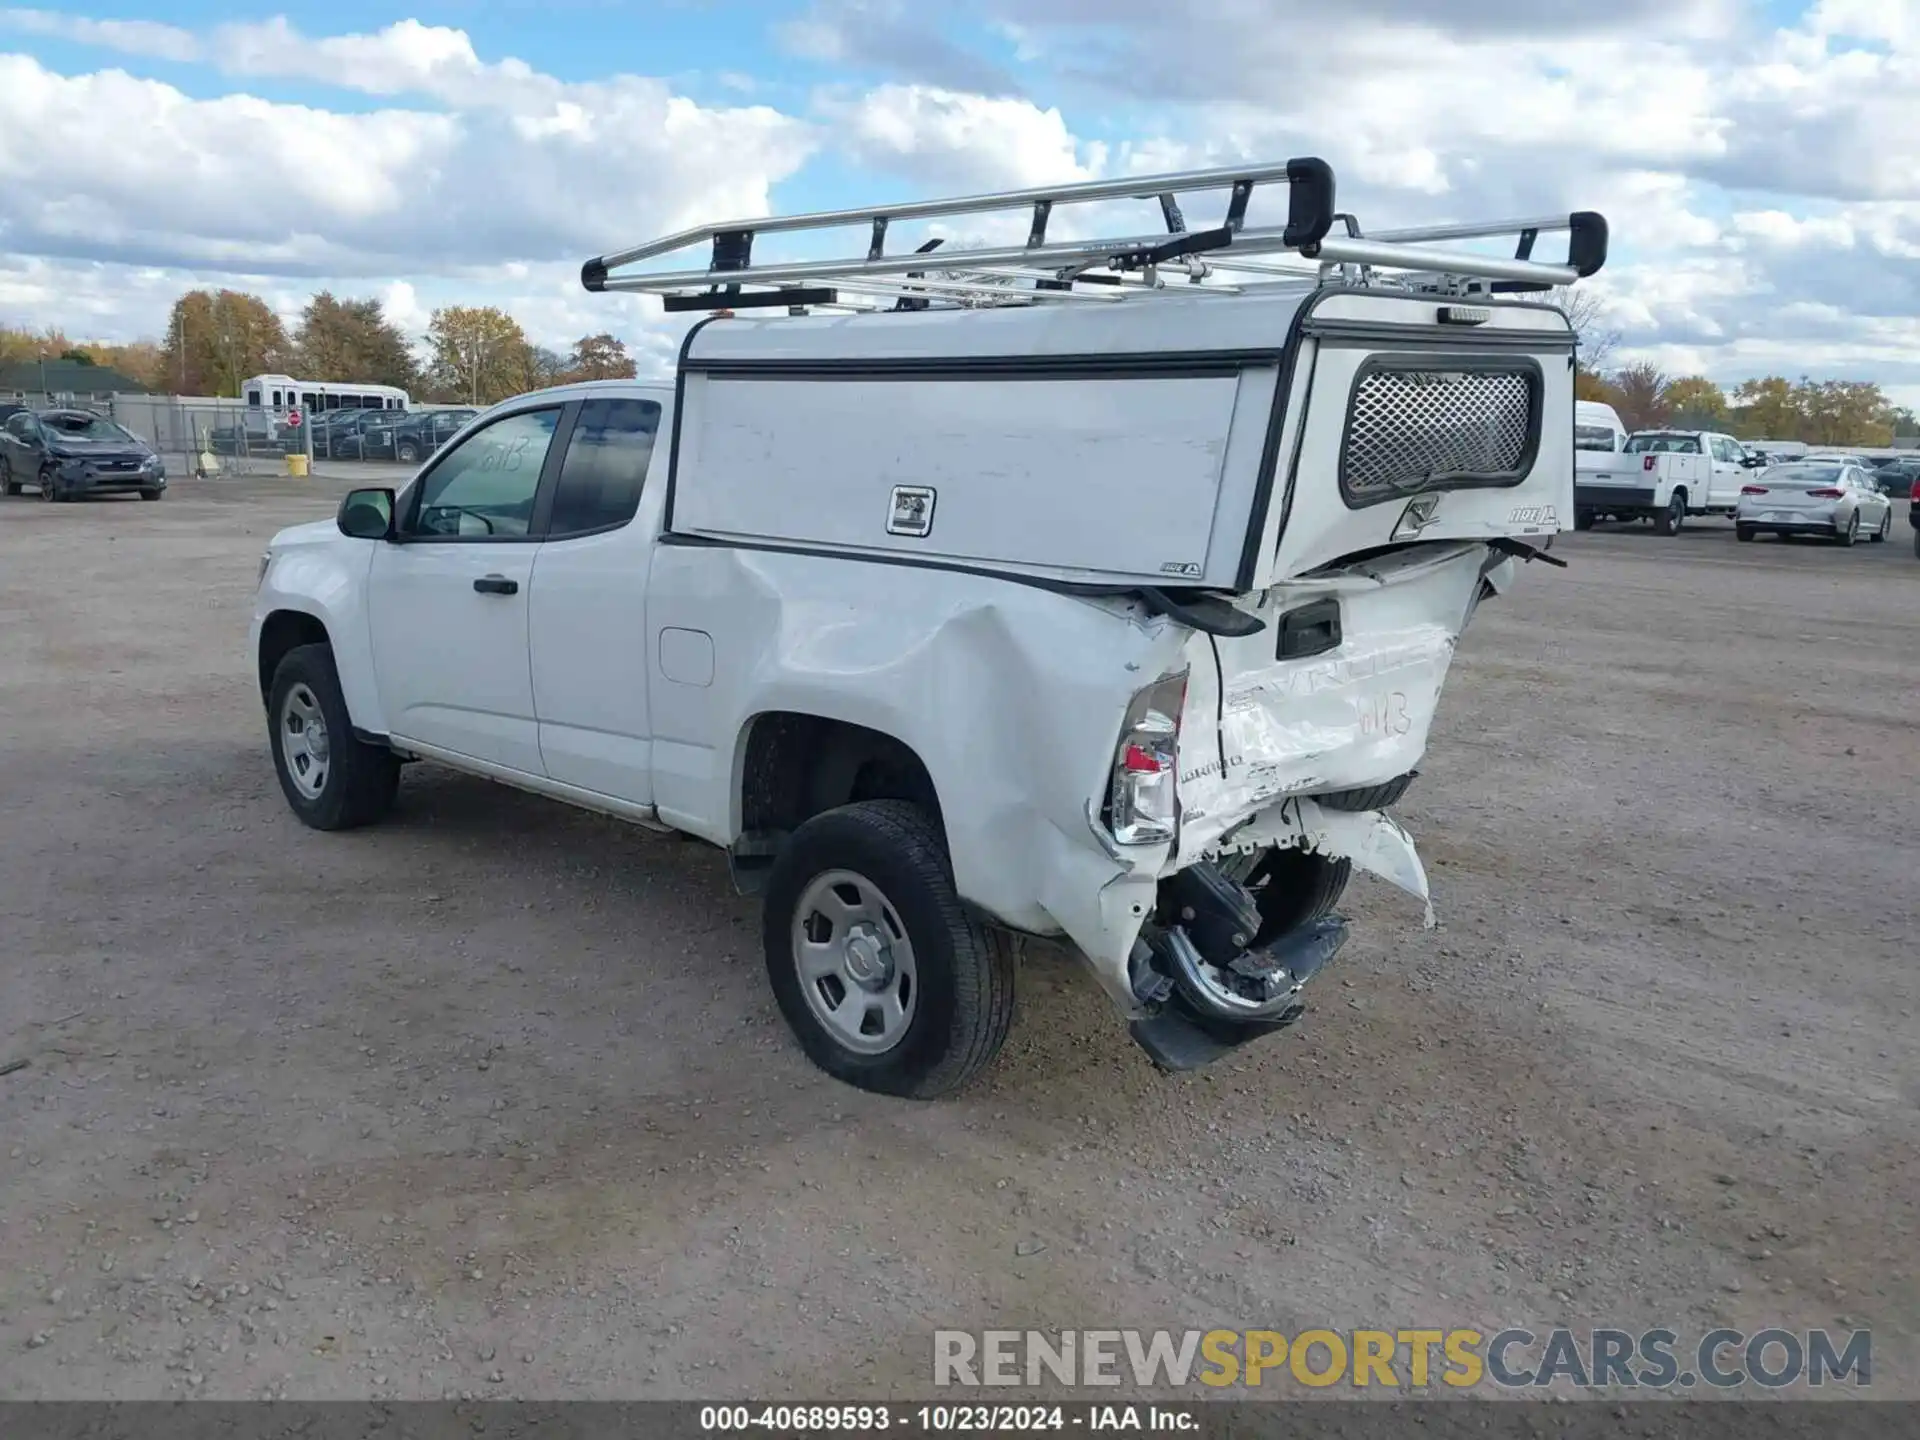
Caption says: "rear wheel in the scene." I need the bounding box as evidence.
[0,454,16,496]
[1654,492,1685,536]
[762,800,1016,1099]
[396,440,420,464]
[1870,510,1889,543]
[1573,509,1594,532]
[267,643,400,830]
[1839,512,1860,546]
[1735,524,1755,543]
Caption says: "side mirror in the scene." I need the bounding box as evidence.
[337,486,395,540]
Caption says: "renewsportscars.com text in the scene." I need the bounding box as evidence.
[933,1327,1871,1391]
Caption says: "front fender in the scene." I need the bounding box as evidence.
[253,539,383,733]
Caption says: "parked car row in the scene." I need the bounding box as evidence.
[1571,404,1918,554]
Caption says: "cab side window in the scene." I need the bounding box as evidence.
[546,398,663,538]
[407,407,561,539]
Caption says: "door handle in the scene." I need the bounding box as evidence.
[473,574,518,595]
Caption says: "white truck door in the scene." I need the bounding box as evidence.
[366,405,562,776]
[526,396,664,806]
[1708,435,1745,508]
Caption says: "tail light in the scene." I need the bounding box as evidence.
[1106,671,1188,845]
[1740,485,1769,495]
[1910,480,1920,502]
[1807,488,1843,499]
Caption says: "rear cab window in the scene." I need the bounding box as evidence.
[546,397,663,538]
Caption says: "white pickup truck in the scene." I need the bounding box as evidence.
[1574,428,1762,533]
[248,161,1606,1096]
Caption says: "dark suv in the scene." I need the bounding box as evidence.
[0,408,167,501]
[390,408,478,464]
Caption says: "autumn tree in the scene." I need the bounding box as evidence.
[81,341,168,391]
[565,333,638,382]
[425,306,535,405]
[160,290,291,396]
[1609,362,1671,432]
[1574,370,1621,405]
[1660,376,1728,429]
[1543,286,1620,377]
[0,324,77,368]
[1727,376,1900,446]
[294,293,418,390]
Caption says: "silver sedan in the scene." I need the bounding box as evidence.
[1734,462,1895,545]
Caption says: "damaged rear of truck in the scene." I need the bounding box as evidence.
[585,159,1604,1094]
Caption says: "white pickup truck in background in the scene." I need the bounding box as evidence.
[1574,428,1764,534]
[248,161,1609,1098]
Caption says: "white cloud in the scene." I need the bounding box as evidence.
[0,18,816,282]
[820,84,1099,193]
[0,8,200,62]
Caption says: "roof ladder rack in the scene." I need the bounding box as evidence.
[580,159,1608,311]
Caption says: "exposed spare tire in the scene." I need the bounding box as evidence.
[1313,770,1417,812]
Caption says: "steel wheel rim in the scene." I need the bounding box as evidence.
[279,683,332,800]
[791,868,918,1055]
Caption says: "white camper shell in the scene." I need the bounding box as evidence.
[252,159,1607,1095]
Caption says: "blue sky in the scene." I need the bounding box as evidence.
[2,2,1916,405]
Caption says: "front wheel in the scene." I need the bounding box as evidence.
[762,800,1016,1098]
[0,454,17,496]
[267,643,400,830]
[396,441,420,464]
[39,466,61,502]
[139,488,163,502]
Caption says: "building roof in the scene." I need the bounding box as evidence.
[0,361,152,396]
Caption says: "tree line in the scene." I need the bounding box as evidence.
[9,286,1915,446]
[1577,365,1915,448]
[1,289,638,406]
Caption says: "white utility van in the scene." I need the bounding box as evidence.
[250,160,1608,1096]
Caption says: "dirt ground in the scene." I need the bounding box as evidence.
[2,475,1916,1401]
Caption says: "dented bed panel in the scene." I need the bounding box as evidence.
[643,542,1187,1007]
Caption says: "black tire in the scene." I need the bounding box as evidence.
[1870,510,1888,543]
[1654,491,1685,536]
[1735,525,1755,543]
[1573,509,1594,532]
[1912,528,1920,560]
[396,441,420,464]
[1315,771,1416,811]
[267,642,400,831]
[1220,847,1351,935]
[1838,513,1859,547]
[39,466,60,502]
[0,454,17,496]
[761,799,1016,1099]
[139,488,163,501]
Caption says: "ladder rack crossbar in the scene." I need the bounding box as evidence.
[580,158,1609,309]
[592,161,1315,273]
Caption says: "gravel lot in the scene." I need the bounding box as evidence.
[2,476,1916,1400]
